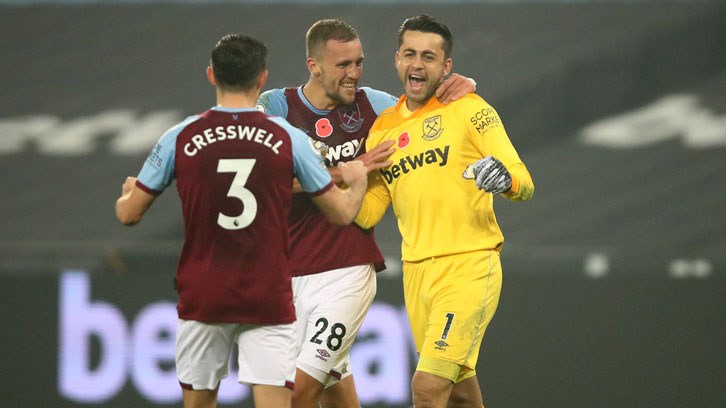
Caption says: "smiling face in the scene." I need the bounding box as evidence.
[395,30,452,111]
[310,38,364,107]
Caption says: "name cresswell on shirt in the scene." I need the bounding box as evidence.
[183,125,283,157]
[379,145,450,183]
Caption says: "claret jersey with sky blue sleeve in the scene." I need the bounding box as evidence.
[256,86,397,277]
[135,106,332,324]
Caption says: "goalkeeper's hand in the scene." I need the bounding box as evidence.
[472,156,512,194]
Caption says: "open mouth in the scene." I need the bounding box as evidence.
[408,74,426,93]
[340,81,356,92]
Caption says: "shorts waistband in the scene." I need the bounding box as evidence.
[403,249,498,265]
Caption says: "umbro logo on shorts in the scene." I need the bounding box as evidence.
[434,340,449,351]
[315,349,331,361]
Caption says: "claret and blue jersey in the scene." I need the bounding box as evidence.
[135,106,333,325]
[258,86,397,165]
[256,86,397,276]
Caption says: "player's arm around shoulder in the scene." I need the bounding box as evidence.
[458,95,534,201]
[435,73,478,104]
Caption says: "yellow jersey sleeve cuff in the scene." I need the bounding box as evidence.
[508,172,520,194]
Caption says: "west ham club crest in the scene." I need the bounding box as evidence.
[422,115,443,141]
[337,104,364,133]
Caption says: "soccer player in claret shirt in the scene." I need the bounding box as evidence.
[256,19,476,408]
[355,15,534,408]
[115,33,368,408]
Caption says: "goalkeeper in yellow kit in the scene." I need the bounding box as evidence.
[354,15,534,408]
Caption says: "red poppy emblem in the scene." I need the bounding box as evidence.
[397,132,410,149]
[315,118,333,138]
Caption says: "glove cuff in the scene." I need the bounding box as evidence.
[508,173,518,194]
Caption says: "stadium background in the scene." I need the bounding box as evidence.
[1,0,724,407]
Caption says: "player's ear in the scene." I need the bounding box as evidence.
[306,57,320,77]
[256,70,269,91]
[206,65,216,86]
[443,58,452,77]
[394,51,400,68]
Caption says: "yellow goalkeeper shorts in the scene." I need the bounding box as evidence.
[403,250,502,383]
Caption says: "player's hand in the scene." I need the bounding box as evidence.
[436,73,477,105]
[357,140,395,173]
[472,156,511,194]
[121,176,137,196]
[338,160,367,189]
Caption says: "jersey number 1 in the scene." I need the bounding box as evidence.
[441,312,455,340]
[216,159,257,230]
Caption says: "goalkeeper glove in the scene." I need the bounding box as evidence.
[472,156,511,194]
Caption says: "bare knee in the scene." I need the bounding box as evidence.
[320,375,361,408]
[447,375,483,408]
[291,384,321,408]
[412,370,453,408]
[254,384,292,408]
[291,368,324,408]
[183,387,219,408]
[447,391,482,408]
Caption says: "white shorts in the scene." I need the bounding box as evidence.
[292,264,376,388]
[176,319,296,390]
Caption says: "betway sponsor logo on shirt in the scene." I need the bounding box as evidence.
[380,145,449,183]
[184,125,283,157]
[323,137,364,164]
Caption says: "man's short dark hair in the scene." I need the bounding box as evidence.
[398,15,453,59]
[306,19,359,59]
[211,34,268,91]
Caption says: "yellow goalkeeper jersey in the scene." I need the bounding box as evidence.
[355,93,534,262]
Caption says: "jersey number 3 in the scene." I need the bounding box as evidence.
[217,159,258,230]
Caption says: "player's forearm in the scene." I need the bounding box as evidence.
[293,166,343,194]
[115,183,157,226]
[328,166,343,185]
[338,180,367,224]
[311,160,367,225]
[324,160,367,224]
[312,183,366,226]
[116,195,143,226]
[501,163,534,201]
